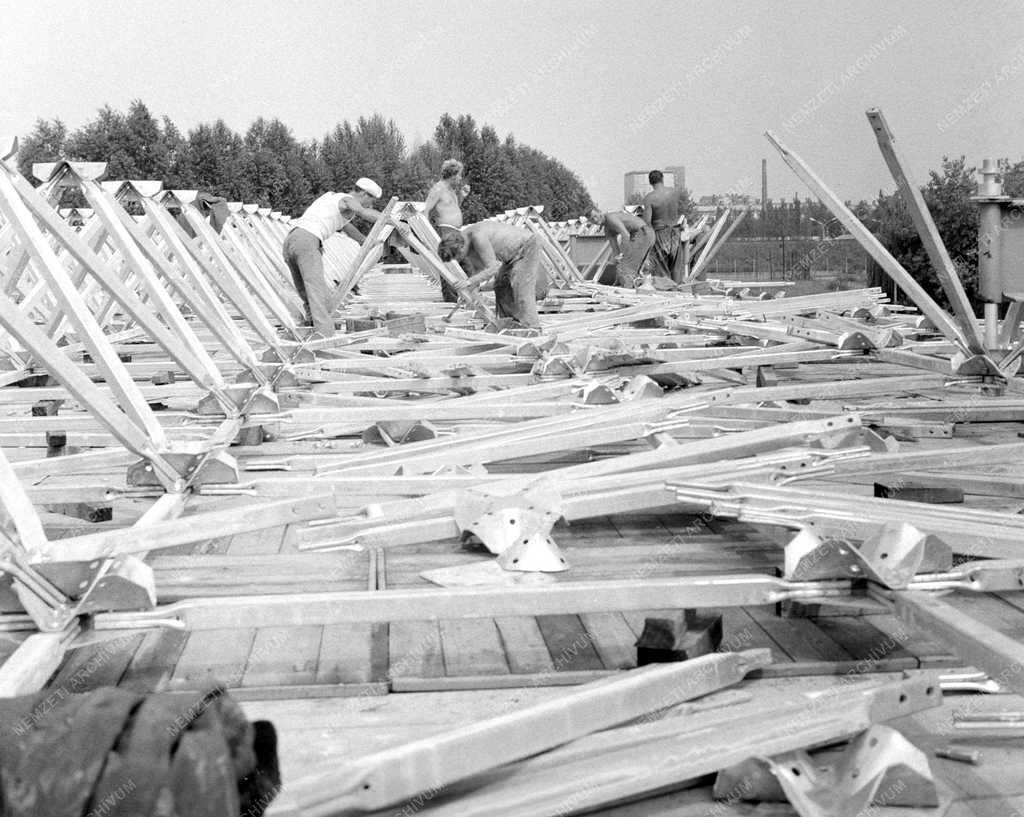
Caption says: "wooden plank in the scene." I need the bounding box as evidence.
[118,628,189,693]
[168,628,255,689]
[537,614,605,672]
[717,607,790,663]
[49,634,143,692]
[494,617,556,674]
[439,619,509,677]
[389,620,444,678]
[867,612,958,667]
[811,615,919,670]
[226,523,287,555]
[744,605,852,663]
[580,612,638,670]
[316,622,378,685]
[242,625,321,687]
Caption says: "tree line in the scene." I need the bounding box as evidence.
[16,101,596,220]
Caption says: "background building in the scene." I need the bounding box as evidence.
[623,165,684,204]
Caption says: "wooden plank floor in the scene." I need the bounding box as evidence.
[41,510,1016,699]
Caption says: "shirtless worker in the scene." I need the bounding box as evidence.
[642,170,683,281]
[437,222,548,329]
[589,208,654,287]
[283,178,383,338]
[423,159,471,302]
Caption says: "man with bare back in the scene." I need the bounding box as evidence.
[589,208,654,287]
[437,222,548,329]
[642,169,683,280]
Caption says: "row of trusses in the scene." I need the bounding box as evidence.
[542,203,748,286]
[0,110,1023,814]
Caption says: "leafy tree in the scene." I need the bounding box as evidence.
[870,156,980,306]
[17,118,67,182]
[18,103,597,220]
[1000,159,1024,197]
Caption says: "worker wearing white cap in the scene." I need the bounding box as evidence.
[283,178,383,337]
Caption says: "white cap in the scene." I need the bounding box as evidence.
[355,177,382,199]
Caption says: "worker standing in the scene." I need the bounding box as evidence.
[642,170,683,281]
[423,159,471,302]
[283,178,383,338]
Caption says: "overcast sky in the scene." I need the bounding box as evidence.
[2,0,1021,209]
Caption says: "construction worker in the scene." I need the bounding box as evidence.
[642,170,683,281]
[283,178,383,338]
[438,222,548,329]
[424,159,471,302]
[589,208,654,287]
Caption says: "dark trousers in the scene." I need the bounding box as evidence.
[494,236,548,328]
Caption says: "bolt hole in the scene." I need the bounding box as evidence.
[899,694,907,703]
[880,552,888,560]
[926,686,935,695]
[851,770,859,779]
[869,737,878,747]
[791,768,801,776]
[512,558,519,564]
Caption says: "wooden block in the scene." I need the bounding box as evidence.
[43,502,113,523]
[31,399,63,416]
[874,481,964,504]
[636,610,722,665]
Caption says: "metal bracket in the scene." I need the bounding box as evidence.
[530,355,576,379]
[127,445,239,487]
[453,483,568,572]
[951,351,1004,377]
[262,346,315,365]
[579,375,664,405]
[2,550,155,632]
[784,523,951,587]
[764,725,938,817]
[715,725,938,811]
[361,420,438,446]
[195,382,280,416]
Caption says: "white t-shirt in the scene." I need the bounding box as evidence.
[291,192,356,242]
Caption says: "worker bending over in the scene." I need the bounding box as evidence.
[642,170,683,280]
[590,208,654,287]
[424,159,471,301]
[283,178,383,338]
[438,222,548,329]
